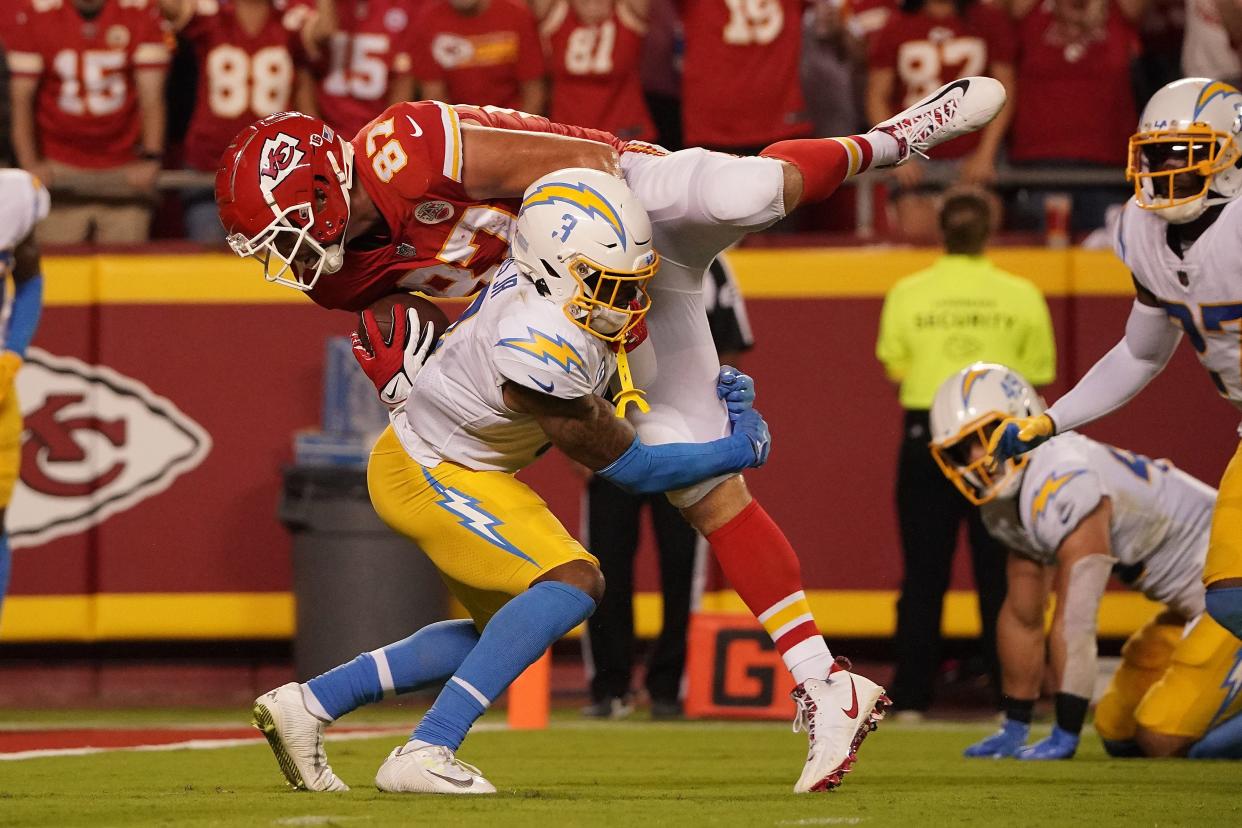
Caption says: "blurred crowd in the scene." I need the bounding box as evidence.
[0,0,1235,244]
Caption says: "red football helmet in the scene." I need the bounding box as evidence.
[216,112,355,291]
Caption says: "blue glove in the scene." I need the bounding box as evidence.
[730,408,770,467]
[716,366,755,422]
[1016,725,1079,760]
[964,719,1029,758]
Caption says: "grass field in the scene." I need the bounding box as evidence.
[1,709,1238,827]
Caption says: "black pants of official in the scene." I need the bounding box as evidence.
[584,475,698,704]
[889,410,1007,712]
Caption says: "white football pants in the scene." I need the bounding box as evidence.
[619,147,786,507]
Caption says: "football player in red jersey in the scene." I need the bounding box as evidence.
[412,0,547,116]
[534,0,655,142]
[680,0,810,153]
[217,77,1007,792]
[866,0,1016,241]
[299,0,417,137]
[7,0,171,243]
[158,0,329,242]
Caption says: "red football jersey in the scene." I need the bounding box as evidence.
[680,0,810,149]
[181,0,309,172]
[309,0,417,138]
[542,1,655,141]
[411,0,545,111]
[868,4,1015,158]
[306,101,627,311]
[1009,1,1137,164]
[7,0,172,168]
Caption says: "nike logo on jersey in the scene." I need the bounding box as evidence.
[528,376,555,394]
[406,115,423,137]
[842,674,860,719]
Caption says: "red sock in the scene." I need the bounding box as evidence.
[759,135,878,205]
[707,500,833,684]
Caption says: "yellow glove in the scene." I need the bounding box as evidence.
[984,413,1055,470]
[0,351,21,405]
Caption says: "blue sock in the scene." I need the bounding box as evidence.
[305,620,480,720]
[0,533,9,619]
[1206,588,1242,641]
[1189,713,1242,759]
[413,581,596,749]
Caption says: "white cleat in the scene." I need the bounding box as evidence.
[251,683,349,792]
[870,76,1007,166]
[375,742,497,795]
[791,658,891,793]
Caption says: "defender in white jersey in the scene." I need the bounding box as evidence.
[0,169,49,621]
[251,170,784,795]
[988,79,1242,666]
[938,364,1242,760]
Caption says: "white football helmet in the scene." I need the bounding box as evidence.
[511,168,659,344]
[1128,78,1242,224]
[929,363,1046,505]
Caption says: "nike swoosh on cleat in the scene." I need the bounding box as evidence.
[428,770,474,789]
[920,78,970,107]
[842,675,860,718]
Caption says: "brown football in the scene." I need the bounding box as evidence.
[356,292,451,354]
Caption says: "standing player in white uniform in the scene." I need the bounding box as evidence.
[934,364,1242,760]
[218,76,1007,791]
[989,79,1242,667]
[0,170,50,621]
[253,170,778,794]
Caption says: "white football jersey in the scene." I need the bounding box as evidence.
[1114,197,1242,410]
[393,261,615,472]
[981,432,1215,618]
[0,169,50,342]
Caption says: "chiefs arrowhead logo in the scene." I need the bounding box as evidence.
[258,132,305,194]
[11,348,212,549]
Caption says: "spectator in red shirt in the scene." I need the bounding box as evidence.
[302,0,418,138]
[680,0,810,153]
[159,0,325,243]
[7,0,171,244]
[866,0,1015,242]
[1008,0,1141,234]
[413,0,546,114]
[535,0,655,141]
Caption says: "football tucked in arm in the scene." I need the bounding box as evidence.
[355,293,451,355]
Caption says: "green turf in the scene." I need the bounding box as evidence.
[1,717,1238,827]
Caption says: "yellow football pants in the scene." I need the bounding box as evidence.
[367,426,597,629]
[1203,439,1242,586]
[0,383,22,507]
[1095,613,1242,741]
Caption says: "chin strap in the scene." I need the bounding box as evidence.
[612,344,649,418]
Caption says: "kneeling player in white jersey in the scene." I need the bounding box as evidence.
[938,364,1242,759]
[988,80,1242,685]
[0,170,49,621]
[251,170,788,794]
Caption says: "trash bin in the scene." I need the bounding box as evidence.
[280,465,447,680]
